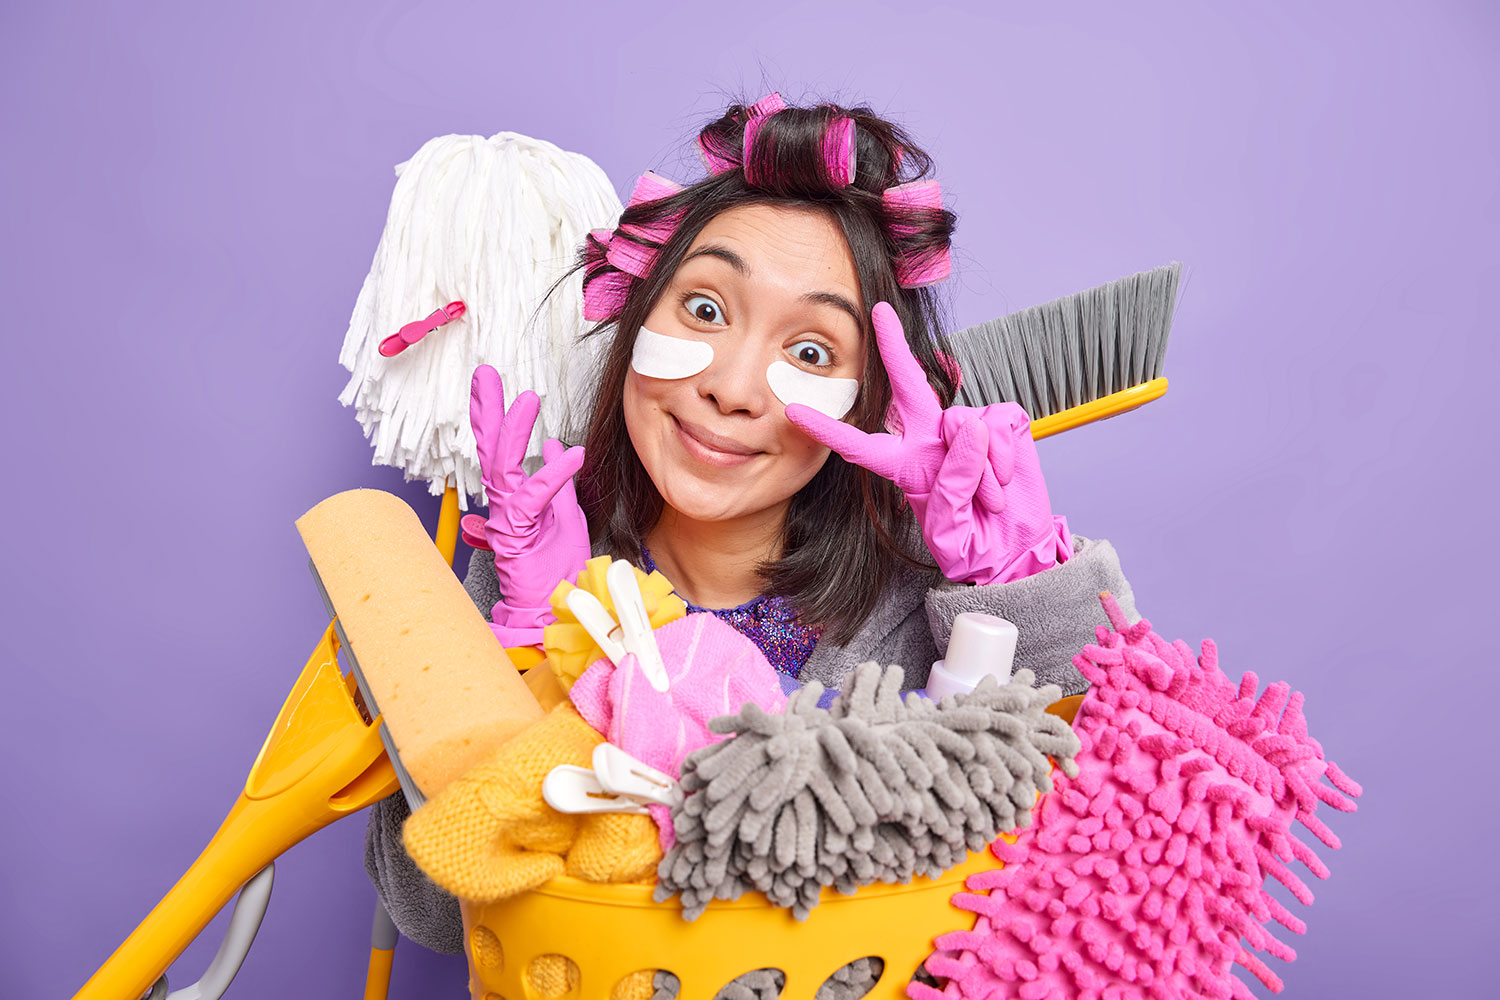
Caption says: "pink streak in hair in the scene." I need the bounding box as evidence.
[821,116,857,188]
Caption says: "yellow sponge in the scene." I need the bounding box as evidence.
[295,489,543,798]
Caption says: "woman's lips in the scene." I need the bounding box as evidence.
[672,416,760,468]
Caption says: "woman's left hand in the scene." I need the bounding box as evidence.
[785,302,1072,586]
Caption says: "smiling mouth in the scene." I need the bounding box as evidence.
[672,416,760,467]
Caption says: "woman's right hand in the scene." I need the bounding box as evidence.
[468,365,589,646]
[784,303,1071,587]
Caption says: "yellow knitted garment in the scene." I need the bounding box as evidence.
[543,555,686,691]
[567,812,662,884]
[404,702,598,902]
[404,700,664,902]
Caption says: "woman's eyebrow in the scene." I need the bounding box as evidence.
[800,290,862,330]
[682,244,749,274]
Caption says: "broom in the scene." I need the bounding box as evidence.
[940,262,1182,439]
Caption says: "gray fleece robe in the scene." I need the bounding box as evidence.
[365,534,1137,955]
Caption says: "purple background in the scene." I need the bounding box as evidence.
[4,1,1493,996]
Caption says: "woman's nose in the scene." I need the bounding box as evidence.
[696,333,772,416]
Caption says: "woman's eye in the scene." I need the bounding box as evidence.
[684,295,724,324]
[790,340,832,367]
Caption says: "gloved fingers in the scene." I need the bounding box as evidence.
[973,463,1006,514]
[542,438,586,514]
[506,444,586,524]
[939,407,1006,513]
[494,389,543,494]
[983,405,1026,485]
[871,301,943,435]
[926,416,990,527]
[470,365,509,486]
[785,402,902,483]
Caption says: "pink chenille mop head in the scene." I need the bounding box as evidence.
[913,593,1361,1000]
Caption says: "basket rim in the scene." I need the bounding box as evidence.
[491,840,1008,910]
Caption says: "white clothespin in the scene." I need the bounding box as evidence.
[542,764,648,815]
[564,587,627,665]
[605,560,670,692]
[592,742,683,809]
[541,745,683,815]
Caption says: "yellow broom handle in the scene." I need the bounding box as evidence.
[1030,377,1169,441]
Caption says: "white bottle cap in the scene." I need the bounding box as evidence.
[924,612,1019,701]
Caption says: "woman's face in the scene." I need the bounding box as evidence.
[624,203,866,527]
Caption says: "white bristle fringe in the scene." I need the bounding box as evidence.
[338,132,623,509]
[943,263,1181,420]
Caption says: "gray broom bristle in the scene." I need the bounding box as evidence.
[939,262,1181,420]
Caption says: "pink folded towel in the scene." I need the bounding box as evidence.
[569,612,788,849]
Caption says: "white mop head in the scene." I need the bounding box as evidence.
[338,132,622,508]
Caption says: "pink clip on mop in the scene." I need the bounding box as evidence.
[916,593,1361,999]
[378,299,467,357]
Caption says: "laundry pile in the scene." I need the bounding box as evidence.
[656,661,1083,920]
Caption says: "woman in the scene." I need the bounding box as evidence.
[368,93,1140,955]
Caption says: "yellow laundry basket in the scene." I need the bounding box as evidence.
[459,696,1084,1000]
[460,848,997,1000]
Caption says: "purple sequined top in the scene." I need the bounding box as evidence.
[640,548,821,678]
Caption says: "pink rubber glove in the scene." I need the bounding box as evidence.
[469,365,590,646]
[784,302,1072,586]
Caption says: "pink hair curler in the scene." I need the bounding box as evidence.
[821,116,857,188]
[582,269,631,322]
[378,300,466,358]
[619,174,687,247]
[741,113,773,186]
[604,233,660,279]
[698,93,786,176]
[882,179,944,231]
[881,180,951,287]
[746,92,786,118]
[627,171,684,207]
[696,136,738,176]
[894,248,953,288]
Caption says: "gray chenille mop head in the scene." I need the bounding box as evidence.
[655,662,1082,921]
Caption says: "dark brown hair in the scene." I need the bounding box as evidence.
[576,99,958,643]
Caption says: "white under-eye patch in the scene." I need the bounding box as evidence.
[631,326,713,379]
[766,361,860,419]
